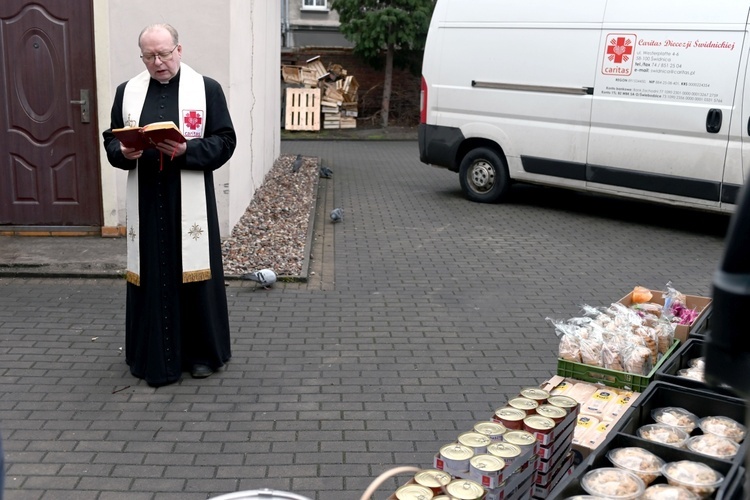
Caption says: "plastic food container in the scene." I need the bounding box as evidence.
[677,368,704,381]
[661,460,724,499]
[637,423,689,447]
[580,467,645,499]
[606,447,665,485]
[209,491,313,500]
[651,407,699,433]
[698,415,747,443]
[685,434,740,459]
[641,484,699,499]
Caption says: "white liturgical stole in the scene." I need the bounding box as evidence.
[122,63,211,285]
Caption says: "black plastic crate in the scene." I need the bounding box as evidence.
[549,381,748,499]
[548,432,744,499]
[689,303,712,338]
[617,381,747,464]
[655,338,744,400]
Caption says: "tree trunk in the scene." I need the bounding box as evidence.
[381,43,394,128]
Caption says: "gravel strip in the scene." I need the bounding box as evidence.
[221,154,319,277]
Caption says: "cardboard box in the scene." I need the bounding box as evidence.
[485,459,537,500]
[535,451,574,487]
[536,420,575,461]
[618,288,712,343]
[532,452,574,498]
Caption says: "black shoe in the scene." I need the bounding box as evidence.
[191,364,214,378]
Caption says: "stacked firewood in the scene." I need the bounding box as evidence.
[281,56,358,130]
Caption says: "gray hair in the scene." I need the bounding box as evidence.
[138,23,179,48]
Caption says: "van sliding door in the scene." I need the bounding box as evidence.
[586,0,748,212]
[436,0,605,187]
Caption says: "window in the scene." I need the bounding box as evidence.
[302,0,327,11]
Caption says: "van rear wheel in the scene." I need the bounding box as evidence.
[459,147,510,203]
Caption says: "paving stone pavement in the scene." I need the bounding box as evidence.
[0,140,731,499]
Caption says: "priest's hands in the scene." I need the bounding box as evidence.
[122,145,143,160]
[157,139,187,159]
[119,140,186,162]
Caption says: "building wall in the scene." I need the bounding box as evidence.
[94,0,280,237]
[282,0,353,48]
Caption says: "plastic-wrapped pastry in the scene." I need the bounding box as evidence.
[580,467,645,499]
[633,326,658,364]
[637,423,689,447]
[623,343,652,375]
[654,320,674,355]
[651,407,699,433]
[601,333,624,371]
[699,415,747,443]
[580,334,603,367]
[558,331,581,362]
[686,434,740,459]
[549,317,582,362]
[661,460,724,498]
[607,447,665,485]
[632,302,663,317]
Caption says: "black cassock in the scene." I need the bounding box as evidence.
[103,69,236,387]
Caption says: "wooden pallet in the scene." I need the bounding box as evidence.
[285,88,321,131]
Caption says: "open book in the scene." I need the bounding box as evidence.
[112,121,186,150]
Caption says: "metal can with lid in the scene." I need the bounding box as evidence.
[445,479,486,500]
[519,387,550,404]
[536,403,568,425]
[413,469,452,494]
[503,430,537,456]
[547,394,578,414]
[493,407,526,430]
[487,441,522,470]
[395,483,434,500]
[469,454,505,483]
[473,421,506,441]
[523,415,556,435]
[439,442,474,472]
[507,397,539,415]
[457,431,491,455]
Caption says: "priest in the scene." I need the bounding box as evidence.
[103,23,236,387]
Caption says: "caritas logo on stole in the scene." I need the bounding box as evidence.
[182,110,205,138]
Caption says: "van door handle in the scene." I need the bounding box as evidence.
[706,108,722,133]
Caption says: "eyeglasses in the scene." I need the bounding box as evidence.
[140,45,178,63]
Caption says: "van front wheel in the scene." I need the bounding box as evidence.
[459,148,510,203]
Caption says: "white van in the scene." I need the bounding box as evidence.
[418,0,750,213]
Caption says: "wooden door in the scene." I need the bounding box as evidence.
[0,0,101,227]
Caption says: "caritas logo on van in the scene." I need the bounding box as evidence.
[602,34,637,76]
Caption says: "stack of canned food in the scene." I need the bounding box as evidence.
[389,387,581,500]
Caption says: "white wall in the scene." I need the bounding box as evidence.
[94,0,280,237]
